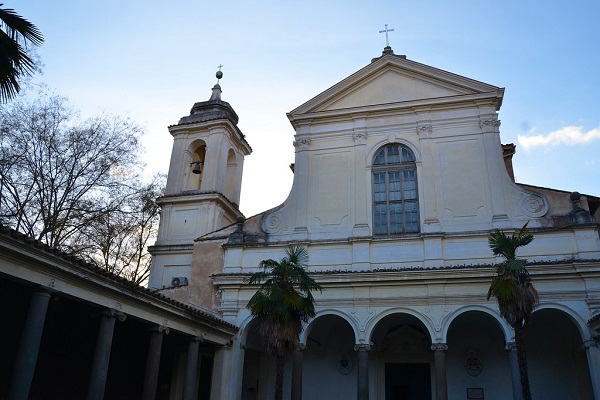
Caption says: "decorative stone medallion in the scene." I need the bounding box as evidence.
[336,351,353,375]
[465,350,482,376]
[262,210,286,234]
[520,193,548,218]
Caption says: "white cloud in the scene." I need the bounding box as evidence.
[517,126,600,150]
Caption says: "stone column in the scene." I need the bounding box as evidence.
[583,339,600,400]
[291,344,305,400]
[182,336,201,400]
[142,325,169,400]
[354,343,371,400]
[505,342,523,400]
[86,309,126,400]
[7,289,52,400]
[431,343,448,400]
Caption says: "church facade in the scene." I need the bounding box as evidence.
[149,47,600,400]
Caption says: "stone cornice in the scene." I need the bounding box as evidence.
[288,91,503,128]
[168,118,252,155]
[157,191,242,218]
[212,259,600,287]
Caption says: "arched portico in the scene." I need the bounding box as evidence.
[369,312,435,400]
[446,310,513,400]
[442,305,511,343]
[302,309,360,344]
[302,313,358,399]
[526,307,595,400]
[240,318,273,400]
[239,313,360,400]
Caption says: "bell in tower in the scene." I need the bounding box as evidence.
[148,68,252,289]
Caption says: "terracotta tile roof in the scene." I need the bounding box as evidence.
[0,224,238,331]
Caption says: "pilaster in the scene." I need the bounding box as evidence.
[292,130,311,240]
[352,116,370,237]
[416,111,441,233]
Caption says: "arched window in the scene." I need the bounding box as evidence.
[372,144,419,235]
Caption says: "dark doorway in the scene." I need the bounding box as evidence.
[385,363,431,400]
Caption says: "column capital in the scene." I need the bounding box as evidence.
[104,308,126,322]
[479,118,501,133]
[505,341,517,351]
[221,340,233,350]
[352,130,368,144]
[430,343,448,352]
[293,138,311,151]
[583,339,599,349]
[354,343,372,352]
[149,325,170,335]
[416,124,433,138]
[189,334,205,343]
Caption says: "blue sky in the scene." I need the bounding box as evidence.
[12,1,600,216]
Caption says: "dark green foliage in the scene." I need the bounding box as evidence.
[0,5,43,102]
[488,222,538,400]
[487,223,538,326]
[246,245,322,400]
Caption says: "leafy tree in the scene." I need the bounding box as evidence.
[246,246,322,400]
[487,223,538,400]
[0,88,162,283]
[0,4,44,102]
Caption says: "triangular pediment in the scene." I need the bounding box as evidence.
[288,53,503,121]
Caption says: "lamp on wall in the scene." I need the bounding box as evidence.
[190,160,204,175]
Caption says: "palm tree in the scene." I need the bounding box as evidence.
[0,4,44,102]
[487,223,538,400]
[246,245,322,400]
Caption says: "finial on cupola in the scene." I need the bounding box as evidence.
[209,64,224,101]
[216,64,223,83]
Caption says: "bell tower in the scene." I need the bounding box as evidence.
[149,69,252,289]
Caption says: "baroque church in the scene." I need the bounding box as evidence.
[147,46,600,400]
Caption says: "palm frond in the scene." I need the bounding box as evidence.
[506,258,527,272]
[488,222,538,329]
[0,5,43,102]
[246,245,322,359]
[0,6,44,45]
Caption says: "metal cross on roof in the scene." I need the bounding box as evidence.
[379,24,395,47]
